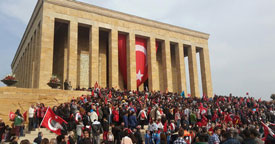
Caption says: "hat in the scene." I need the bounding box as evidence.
[136,125,141,129]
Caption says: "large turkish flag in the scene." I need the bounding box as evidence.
[118,35,159,88]
[135,37,148,87]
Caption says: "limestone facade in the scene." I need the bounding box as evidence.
[0,87,90,125]
[11,0,213,97]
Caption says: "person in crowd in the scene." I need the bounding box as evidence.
[1,125,11,143]
[160,132,167,144]
[49,138,57,144]
[220,129,240,144]
[1,88,275,144]
[0,118,5,142]
[41,138,49,144]
[138,107,147,129]
[208,126,221,144]
[107,130,114,144]
[91,119,103,144]
[134,126,143,144]
[152,129,161,144]
[56,135,66,144]
[76,120,84,143]
[249,128,264,144]
[112,107,119,126]
[20,139,30,144]
[34,132,43,144]
[123,112,129,128]
[128,110,137,130]
[144,130,151,144]
[121,130,133,144]
[173,129,187,144]
[68,131,75,144]
[28,105,35,131]
[90,106,98,123]
[14,110,23,137]
[102,117,109,141]
[10,136,19,144]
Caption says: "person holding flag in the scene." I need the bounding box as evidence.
[261,121,275,143]
[14,109,24,137]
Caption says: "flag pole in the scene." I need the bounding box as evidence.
[40,107,50,127]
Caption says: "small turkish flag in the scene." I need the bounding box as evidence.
[41,107,67,135]
[261,121,275,140]
[9,112,15,121]
[199,103,207,115]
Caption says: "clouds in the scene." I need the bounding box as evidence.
[0,0,36,24]
[0,0,274,100]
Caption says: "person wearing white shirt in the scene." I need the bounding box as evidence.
[90,106,98,123]
[138,108,147,129]
[28,105,35,131]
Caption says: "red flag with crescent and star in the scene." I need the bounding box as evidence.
[41,107,67,135]
[118,35,159,88]
[135,37,148,87]
[9,111,15,121]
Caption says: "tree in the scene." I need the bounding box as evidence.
[271,94,275,100]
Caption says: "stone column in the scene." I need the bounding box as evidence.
[38,16,55,89]
[188,45,200,97]
[27,42,31,88]
[34,24,41,88]
[89,25,99,87]
[108,29,119,88]
[175,42,187,94]
[63,37,68,88]
[67,21,78,88]
[148,37,159,91]
[25,46,29,88]
[18,59,22,87]
[29,37,33,88]
[162,40,173,92]
[18,60,20,87]
[30,32,36,88]
[23,50,27,87]
[127,33,137,90]
[199,46,213,97]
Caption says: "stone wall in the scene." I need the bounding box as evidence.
[0,87,90,125]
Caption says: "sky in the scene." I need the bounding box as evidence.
[0,0,274,100]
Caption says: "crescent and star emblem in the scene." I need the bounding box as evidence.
[47,117,63,131]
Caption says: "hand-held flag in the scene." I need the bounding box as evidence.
[9,111,15,121]
[40,107,68,135]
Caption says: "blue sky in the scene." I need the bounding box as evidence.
[0,0,274,100]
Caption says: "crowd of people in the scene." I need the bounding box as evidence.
[0,87,274,144]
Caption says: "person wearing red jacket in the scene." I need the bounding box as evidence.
[112,107,119,125]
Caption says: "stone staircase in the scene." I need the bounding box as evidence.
[18,128,57,143]
[18,125,147,143]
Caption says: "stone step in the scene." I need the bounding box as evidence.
[18,128,57,143]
